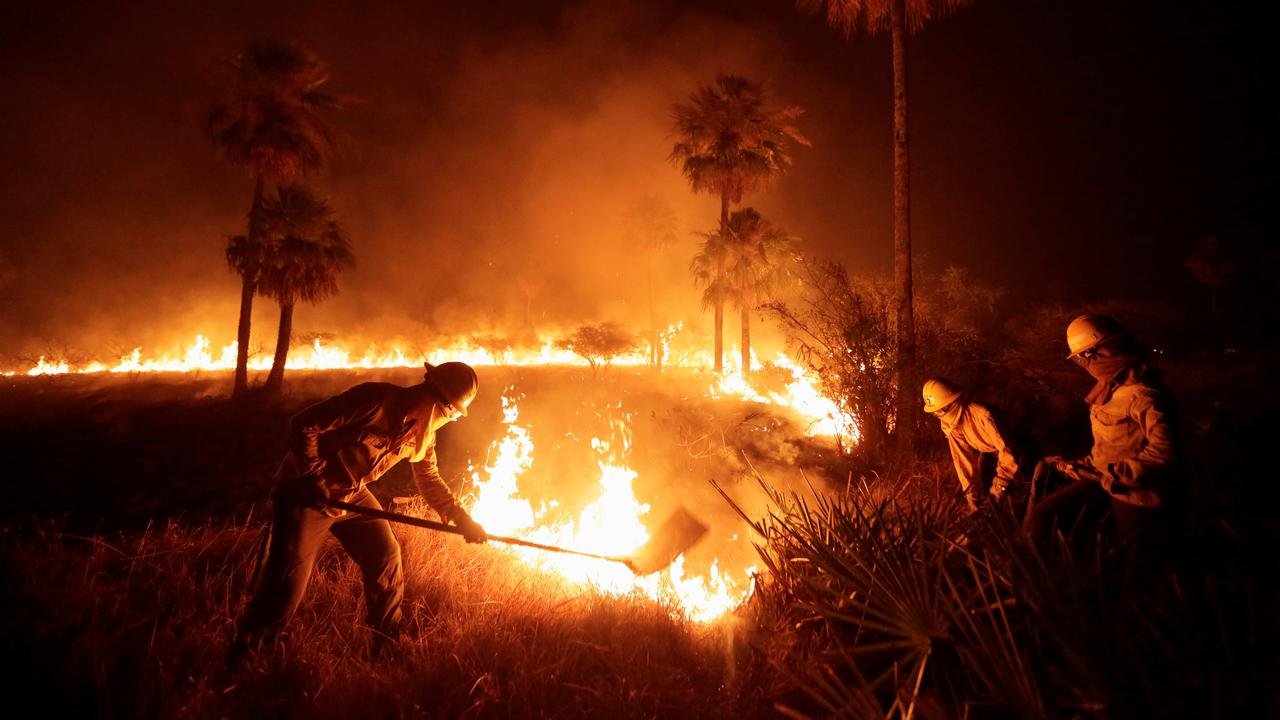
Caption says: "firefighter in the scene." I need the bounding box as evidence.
[1025,314,1181,546]
[234,361,487,655]
[923,377,1030,512]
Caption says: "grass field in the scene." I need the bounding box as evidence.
[1,364,1273,717]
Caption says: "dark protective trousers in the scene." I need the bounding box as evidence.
[240,486,404,639]
[1024,477,1159,548]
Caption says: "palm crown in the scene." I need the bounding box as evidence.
[206,42,347,181]
[670,75,808,206]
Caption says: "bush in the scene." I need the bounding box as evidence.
[725,471,1267,717]
[555,322,637,371]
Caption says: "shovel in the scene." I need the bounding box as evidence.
[327,499,708,576]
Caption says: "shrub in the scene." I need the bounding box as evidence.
[556,322,637,371]
[724,470,1265,717]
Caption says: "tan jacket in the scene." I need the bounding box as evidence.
[287,381,462,517]
[939,402,1024,498]
[1082,372,1178,508]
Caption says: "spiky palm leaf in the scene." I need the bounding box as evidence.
[719,208,798,313]
[669,75,808,206]
[690,232,732,312]
[205,41,349,181]
[257,184,354,308]
[797,0,972,35]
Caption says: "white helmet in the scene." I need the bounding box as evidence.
[922,378,961,414]
[1065,314,1127,359]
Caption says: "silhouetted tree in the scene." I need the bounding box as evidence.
[1185,236,1232,321]
[797,0,971,449]
[556,322,637,372]
[256,184,354,395]
[670,75,807,372]
[205,41,348,396]
[696,208,797,372]
[625,195,679,369]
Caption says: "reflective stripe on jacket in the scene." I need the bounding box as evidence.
[286,382,462,517]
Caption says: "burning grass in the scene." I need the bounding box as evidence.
[3,359,1268,715]
[0,514,767,718]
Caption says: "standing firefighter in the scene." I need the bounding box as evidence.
[923,378,1030,512]
[1025,315,1181,546]
[234,361,487,654]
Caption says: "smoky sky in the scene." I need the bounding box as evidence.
[0,0,1267,359]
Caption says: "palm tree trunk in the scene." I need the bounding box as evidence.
[647,251,658,370]
[714,192,729,373]
[233,174,265,398]
[234,276,255,394]
[741,306,751,373]
[891,0,916,451]
[265,301,293,395]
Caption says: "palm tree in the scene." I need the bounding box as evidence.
[624,196,679,370]
[670,75,808,372]
[205,41,348,397]
[690,233,732,369]
[696,208,798,372]
[796,0,971,449]
[256,184,355,395]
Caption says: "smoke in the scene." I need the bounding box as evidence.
[0,0,818,362]
[1,0,1264,363]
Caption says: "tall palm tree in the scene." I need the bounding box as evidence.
[690,232,732,368]
[696,208,798,372]
[797,0,971,449]
[625,196,679,369]
[205,41,348,397]
[256,184,355,395]
[670,74,808,373]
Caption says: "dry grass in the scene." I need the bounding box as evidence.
[1,513,766,718]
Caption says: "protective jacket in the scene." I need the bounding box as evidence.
[286,381,463,518]
[1078,369,1179,508]
[939,402,1026,500]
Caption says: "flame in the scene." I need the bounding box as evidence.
[468,390,754,622]
[710,348,859,447]
[8,334,854,443]
[7,331,862,621]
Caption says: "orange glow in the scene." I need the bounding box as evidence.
[8,333,856,621]
[6,333,855,444]
[468,390,753,622]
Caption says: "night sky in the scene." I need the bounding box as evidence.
[0,0,1267,359]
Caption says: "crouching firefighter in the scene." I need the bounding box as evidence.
[1024,314,1182,549]
[923,377,1033,513]
[234,361,488,654]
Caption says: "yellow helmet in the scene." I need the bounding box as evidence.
[1065,314,1127,359]
[922,378,961,414]
[423,361,478,416]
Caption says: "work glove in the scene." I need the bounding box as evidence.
[990,476,1011,500]
[449,508,487,544]
[1044,456,1101,482]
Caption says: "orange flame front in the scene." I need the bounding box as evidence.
[468,390,753,622]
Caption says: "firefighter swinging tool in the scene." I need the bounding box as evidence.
[327,500,708,576]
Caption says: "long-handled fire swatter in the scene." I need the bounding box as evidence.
[327,499,708,576]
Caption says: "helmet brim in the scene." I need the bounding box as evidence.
[1065,330,1125,359]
